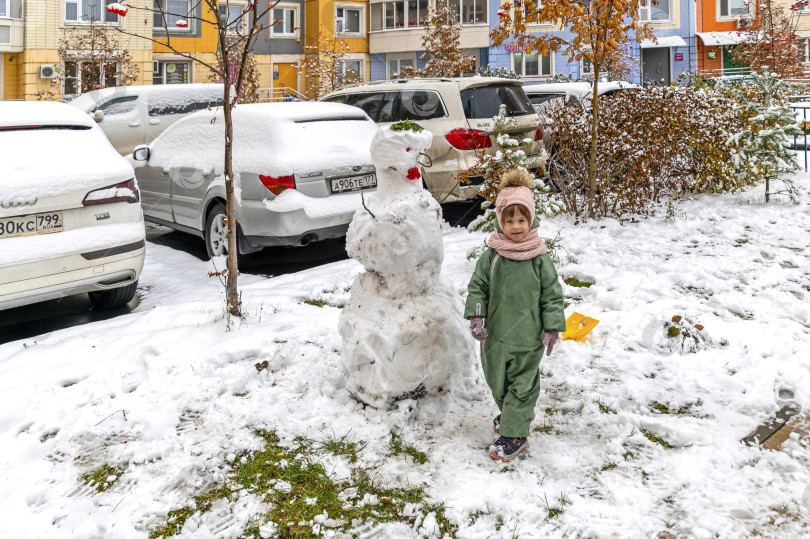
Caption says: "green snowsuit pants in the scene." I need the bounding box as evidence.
[481,339,544,437]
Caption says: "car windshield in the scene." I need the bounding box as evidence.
[461,85,534,119]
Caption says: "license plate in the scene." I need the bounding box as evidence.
[331,174,377,193]
[0,211,64,239]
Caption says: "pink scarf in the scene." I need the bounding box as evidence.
[488,228,547,260]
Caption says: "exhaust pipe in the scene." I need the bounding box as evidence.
[298,234,315,247]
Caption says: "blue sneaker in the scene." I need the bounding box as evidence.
[489,436,529,461]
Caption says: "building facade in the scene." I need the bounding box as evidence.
[695,0,758,76]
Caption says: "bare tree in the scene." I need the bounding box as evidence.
[731,0,806,79]
[113,0,278,318]
[301,26,362,99]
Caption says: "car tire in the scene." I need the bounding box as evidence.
[89,280,138,310]
[205,202,229,259]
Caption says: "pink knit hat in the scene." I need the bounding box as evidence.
[494,170,535,224]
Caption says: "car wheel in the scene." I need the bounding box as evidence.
[205,202,229,259]
[89,280,138,310]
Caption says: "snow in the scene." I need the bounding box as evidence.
[1,176,809,537]
[0,222,144,266]
[67,83,224,114]
[0,115,134,201]
[261,189,369,219]
[145,102,377,178]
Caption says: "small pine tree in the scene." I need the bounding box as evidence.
[729,70,802,202]
[460,105,565,237]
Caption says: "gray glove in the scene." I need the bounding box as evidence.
[543,330,559,355]
[470,316,488,342]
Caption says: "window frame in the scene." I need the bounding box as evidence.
[153,0,193,33]
[458,0,487,24]
[271,4,299,38]
[219,1,248,35]
[337,58,364,85]
[512,50,553,79]
[62,59,120,97]
[387,55,416,78]
[64,0,121,25]
[718,0,750,19]
[336,4,365,36]
[0,0,7,18]
[639,0,671,22]
[153,60,192,84]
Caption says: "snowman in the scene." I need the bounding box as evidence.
[338,121,473,413]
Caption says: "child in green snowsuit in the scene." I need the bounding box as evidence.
[464,170,566,461]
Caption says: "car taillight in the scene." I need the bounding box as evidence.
[82,178,140,206]
[534,124,544,141]
[259,174,295,195]
[445,129,492,150]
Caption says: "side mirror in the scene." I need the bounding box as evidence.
[132,145,151,162]
[93,109,105,122]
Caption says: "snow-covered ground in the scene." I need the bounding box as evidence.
[1,178,809,538]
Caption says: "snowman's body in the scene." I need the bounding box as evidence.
[338,126,471,409]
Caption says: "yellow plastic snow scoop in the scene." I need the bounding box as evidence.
[562,312,600,342]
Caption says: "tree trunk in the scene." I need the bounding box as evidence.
[220,38,241,317]
[765,175,770,203]
[589,63,600,217]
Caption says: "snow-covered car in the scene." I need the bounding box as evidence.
[321,78,548,203]
[523,80,640,114]
[131,102,379,256]
[68,84,224,156]
[0,101,146,311]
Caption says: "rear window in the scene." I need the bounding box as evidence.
[460,85,534,119]
[148,91,224,117]
[337,90,448,123]
[526,93,566,105]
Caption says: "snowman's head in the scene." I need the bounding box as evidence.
[370,123,432,188]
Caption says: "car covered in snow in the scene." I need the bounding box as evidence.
[522,80,640,114]
[68,84,224,156]
[131,102,379,256]
[321,78,548,203]
[0,101,146,311]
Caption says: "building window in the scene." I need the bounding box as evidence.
[272,6,297,36]
[581,56,593,76]
[63,60,118,96]
[388,57,415,78]
[153,61,190,84]
[338,59,364,84]
[153,0,192,31]
[65,0,119,24]
[800,39,810,64]
[640,0,670,21]
[719,0,749,18]
[0,0,6,18]
[0,26,9,43]
[219,2,247,34]
[460,0,486,24]
[336,5,363,35]
[407,0,429,28]
[513,51,552,77]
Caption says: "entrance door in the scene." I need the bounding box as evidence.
[275,63,297,92]
[722,45,748,76]
[642,48,671,86]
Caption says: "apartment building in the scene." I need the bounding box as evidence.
[367,0,490,80]
[695,0,758,75]
[488,0,696,85]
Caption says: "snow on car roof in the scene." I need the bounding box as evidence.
[146,102,378,177]
[0,101,96,129]
[68,83,224,112]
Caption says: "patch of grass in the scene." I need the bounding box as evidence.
[640,428,674,449]
[318,432,364,464]
[600,460,618,472]
[595,399,616,414]
[304,299,327,308]
[649,401,695,415]
[150,429,457,538]
[543,493,569,520]
[563,276,593,288]
[81,463,122,493]
[388,432,427,464]
[623,450,635,461]
[467,510,489,525]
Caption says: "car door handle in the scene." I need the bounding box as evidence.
[130,120,141,127]
[149,118,160,125]
[162,169,170,176]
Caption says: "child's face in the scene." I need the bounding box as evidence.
[502,214,530,242]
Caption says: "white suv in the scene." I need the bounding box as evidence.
[322,78,548,203]
[0,102,145,311]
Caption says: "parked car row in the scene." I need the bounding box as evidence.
[2,78,551,312]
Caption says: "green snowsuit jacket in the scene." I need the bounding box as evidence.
[464,224,566,437]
